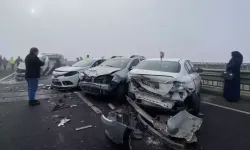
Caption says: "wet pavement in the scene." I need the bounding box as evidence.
[1,71,250,150]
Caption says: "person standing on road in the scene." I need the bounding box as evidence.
[25,47,45,106]
[15,56,23,67]
[3,57,8,70]
[9,57,15,71]
[223,51,243,102]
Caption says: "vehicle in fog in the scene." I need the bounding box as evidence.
[52,58,106,89]
[101,58,204,150]
[79,55,145,101]
[15,53,65,81]
[128,58,203,114]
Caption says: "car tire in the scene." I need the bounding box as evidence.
[185,92,201,116]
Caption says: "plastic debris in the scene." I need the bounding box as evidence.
[38,84,44,87]
[132,130,143,140]
[58,118,70,127]
[76,125,93,131]
[108,103,115,110]
[146,136,161,146]
[70,104,77,108]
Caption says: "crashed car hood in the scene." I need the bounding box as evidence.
[84,66,121,77]
[55,66,87,72]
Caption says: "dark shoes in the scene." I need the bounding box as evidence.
[29,100,40,106]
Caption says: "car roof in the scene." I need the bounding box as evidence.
[146,58,183,62]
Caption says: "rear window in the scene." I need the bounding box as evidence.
[135,60,181,73]
[72,59,95,67]
[100,58,130,69]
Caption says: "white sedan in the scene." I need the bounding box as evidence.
[128,58,203,115]
[52,58,106,89]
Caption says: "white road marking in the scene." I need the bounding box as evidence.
[91,106,102,114]
[76,92,93,107]
[76,92,102,114]
[202,101,250,115]
[0,72,15,82]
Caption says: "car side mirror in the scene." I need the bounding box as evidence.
[196,67,203,73]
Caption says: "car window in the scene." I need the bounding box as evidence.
[135,60,181,73]
[185,61,193,74]
[187,61,196,73]
[129,59,140,69]
[92,60,104,67]
[72,59,96,67]
[100,58,130,69]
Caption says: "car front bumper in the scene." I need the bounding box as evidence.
[52,74,79,89]
[79,81,117,95]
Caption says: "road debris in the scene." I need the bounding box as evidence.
[81,120,84,123]
[58,118,70,127]
[70,104,77,108]
[76,125,93,131]
[38,84,44,87]
[108,103,115,110]
[132,130,143,140]
[146,136,161,146]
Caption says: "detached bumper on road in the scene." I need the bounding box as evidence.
[79,81,116,95]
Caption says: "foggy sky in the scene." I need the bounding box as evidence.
[0,0,249,62]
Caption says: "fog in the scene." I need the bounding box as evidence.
[0,0,249,62]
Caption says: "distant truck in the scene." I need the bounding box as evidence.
[15,53,66,81]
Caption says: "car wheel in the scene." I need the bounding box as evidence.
[185,92,201,116]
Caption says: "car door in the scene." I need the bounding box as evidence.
[186,60,201,93]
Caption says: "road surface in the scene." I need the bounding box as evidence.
[0,74,250,150]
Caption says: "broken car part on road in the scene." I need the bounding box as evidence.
[101,96,203,150]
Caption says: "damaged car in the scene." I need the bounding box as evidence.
[101,58,204,150]
[52,58,106,89]
[128,58,203,114]
[79,55,145,101]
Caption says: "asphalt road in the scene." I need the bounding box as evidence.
[0,74,250,150]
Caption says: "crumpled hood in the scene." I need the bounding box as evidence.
[55,66,87,72]
[84,66,121,77]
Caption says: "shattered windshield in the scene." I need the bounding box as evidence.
[100,58,130,69]
[72,59,95,67]
[135,60,181,73]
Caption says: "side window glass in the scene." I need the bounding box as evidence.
[185,62,192,74]
[92,60,101,67]
[187,61,195,72]
[129,59,139,69]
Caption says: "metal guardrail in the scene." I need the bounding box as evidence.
[197,68,250,92]
[193,62,250,71]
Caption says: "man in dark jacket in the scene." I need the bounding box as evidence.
[223,51,243,102]
[25,47,45,106]
[15,56,23,67]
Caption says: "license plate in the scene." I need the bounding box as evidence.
[53,79,59,82]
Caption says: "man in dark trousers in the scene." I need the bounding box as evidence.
[25,47,45,106]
